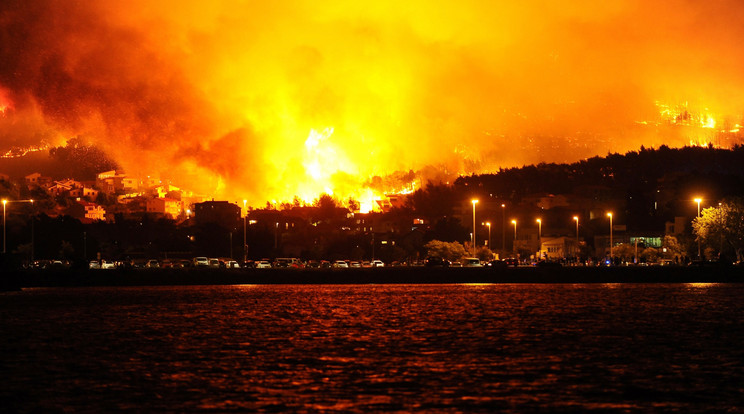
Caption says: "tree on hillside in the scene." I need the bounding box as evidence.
[48,136,119,180]
[692,198,744,262]
[407,182,458,220]
[313,193,344,222]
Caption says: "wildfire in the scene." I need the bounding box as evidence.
[1,143,50,159]
[3,1,744,210]
[639,101,744,148]
[297,127,417,213]
[655,101,719,129]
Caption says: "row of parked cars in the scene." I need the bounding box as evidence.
[89,257,241,269]
[87,257,388,269]
[87,257,522,270]
[248,259,386,269]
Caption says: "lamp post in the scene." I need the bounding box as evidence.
[607,212,613,264]
[2,199,35,256]
[471,199,478,256]
[501,204,506,252]
[485,222,491,250]
[719,202,724,257]
[243,199,247,263]
[30,199,34,263]
[2,199,6,254]
[536,218,542,259]
[573,216,579,258]
[694,197,702,259]
[511,219,517,254]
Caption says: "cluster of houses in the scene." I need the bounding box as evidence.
[17,170,205,223]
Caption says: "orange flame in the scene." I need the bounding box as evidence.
[0,86,12,116]
[2,1,744,208]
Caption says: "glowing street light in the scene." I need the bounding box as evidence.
[536,218,542,259]
[485,222,491,250]
[2,199,35,255]
[243,199,248,263]
[694,197,702,259]
[536,218,541,238]
[471,199,479,256]
[2,199,6,254]
[501,204,506,252]
[29,199,34,262]
[607,212,613,263]
[573,216,579,257]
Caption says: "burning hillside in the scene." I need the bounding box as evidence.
[1,1,744,209]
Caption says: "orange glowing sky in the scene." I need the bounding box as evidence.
[1,0,744,207]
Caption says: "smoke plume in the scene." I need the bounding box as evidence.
[1,0,744,204]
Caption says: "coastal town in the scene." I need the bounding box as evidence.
[2,145,743,269]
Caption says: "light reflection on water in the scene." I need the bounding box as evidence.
[1,283,743,412]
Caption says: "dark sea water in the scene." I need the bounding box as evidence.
[1,283,743,413]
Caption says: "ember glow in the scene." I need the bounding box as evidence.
[2,1,744,208]
[0,86,12,116]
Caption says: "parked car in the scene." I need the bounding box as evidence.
[425,256,450,267]
[193,257,209,267]
[145,259,160,268]
[333,260,349,268]
[462,258,483,267]
[306,260,321,268]
[274,258,303,268]
[256,260,272,269]
[208,258,220,268]
[371,260,385,267]
[225,260,240,268]
[485,260,507,268]
[101,260,116,269]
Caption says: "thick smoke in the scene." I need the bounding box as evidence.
[1,0,744,203]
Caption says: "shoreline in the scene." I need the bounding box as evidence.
[3,265,743,289]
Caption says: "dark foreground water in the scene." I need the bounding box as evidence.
[1,284,743,413]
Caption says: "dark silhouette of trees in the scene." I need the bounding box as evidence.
[48,137,119,180]
[456,145,744,202]
[406,181,458,221]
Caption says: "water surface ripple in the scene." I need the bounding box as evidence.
[1,284,742,412]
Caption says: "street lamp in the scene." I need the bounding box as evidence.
[694,197,702,259]
[536,218,542,259]
[607,212,613,263]
[485,222,491,250]
[2,199,6,254]
[471,199,479,256]
[1,199,35,256]
[243,199,247,263]
[573,216,579,258]
[501,204,506,252]
[30,199,34,262]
